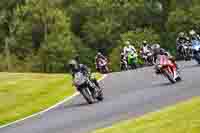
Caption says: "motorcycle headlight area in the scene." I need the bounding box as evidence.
[74,73,87,86]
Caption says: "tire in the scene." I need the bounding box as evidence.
[197,53,200,64]
[148,56,154,66]
[100,66,109,74]
[185,48,192,61]
[121,63,127,71]
[176,76,182,82]
[130,64,137,69]
[80,88,93,104]
[104,66,109,73]
[164,70,176,84]
[131,60,137,69]
[194,52,200,64]
[90,81,104,102]
[96,92,104,101]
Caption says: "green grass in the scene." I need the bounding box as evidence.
[93,97,200,133]
[0,72,101,125]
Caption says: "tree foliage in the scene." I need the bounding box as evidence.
[0,0,200,72]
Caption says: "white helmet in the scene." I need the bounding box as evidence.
[152,43,160,49]
[125,40,131,45]
[189,30,196,36]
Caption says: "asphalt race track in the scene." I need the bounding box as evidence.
[1,61,200,133]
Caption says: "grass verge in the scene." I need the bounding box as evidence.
[93,97,200,133]
[0,72,101,125]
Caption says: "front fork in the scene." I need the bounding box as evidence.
[88,79,101,98]
[169,65,178,79]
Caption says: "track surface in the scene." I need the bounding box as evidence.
[1,61,200,133]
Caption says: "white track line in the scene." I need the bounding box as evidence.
[0,74,108,129]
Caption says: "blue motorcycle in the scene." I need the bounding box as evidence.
[192,39,200,64]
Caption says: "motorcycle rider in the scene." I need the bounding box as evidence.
[176,32,188,55]
[151,43,161,63]
[95,52,108,71]
[154,46,179,74]
[68,59,100,90]
[140,41,148,53]
[123,41,138,68]
[123,40,137,57]
[140,41,152,60]
[120,52,126,70]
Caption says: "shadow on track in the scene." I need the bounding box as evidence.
[59,100,102,111]
[152,82,172,88]
[53,102,92,112]
[182,64,200,69]
[63,102,90,109]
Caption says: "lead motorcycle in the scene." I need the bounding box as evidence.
[192,39,200,64]
[155,55,181,84]
[73,72,103,104]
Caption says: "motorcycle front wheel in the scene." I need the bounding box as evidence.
[163,69,176,84]
[80,88,94,104]
[194,52,200,64]
[96,92,104,101]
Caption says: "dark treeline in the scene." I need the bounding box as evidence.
[0,0,200,72]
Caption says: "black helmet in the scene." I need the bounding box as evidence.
[68,59,78,71]
[159,48,166,55]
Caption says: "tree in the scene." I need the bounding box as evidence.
[0,0,76,72]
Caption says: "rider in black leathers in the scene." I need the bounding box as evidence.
[68,59,100,90]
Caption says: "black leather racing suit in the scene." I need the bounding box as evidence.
[71,64,100,91]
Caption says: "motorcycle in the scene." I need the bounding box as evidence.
[97,58,109,74]
[181,43,192,61]
[192,39,200,64]
[127,52,138,69]
[120,58,128,71]
[142,51,154,66]
[155,55,181,84]
[73,72,103,104]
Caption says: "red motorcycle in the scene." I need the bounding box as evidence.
[155,55,181,84]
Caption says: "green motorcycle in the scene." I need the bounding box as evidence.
[127,52,138,69]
